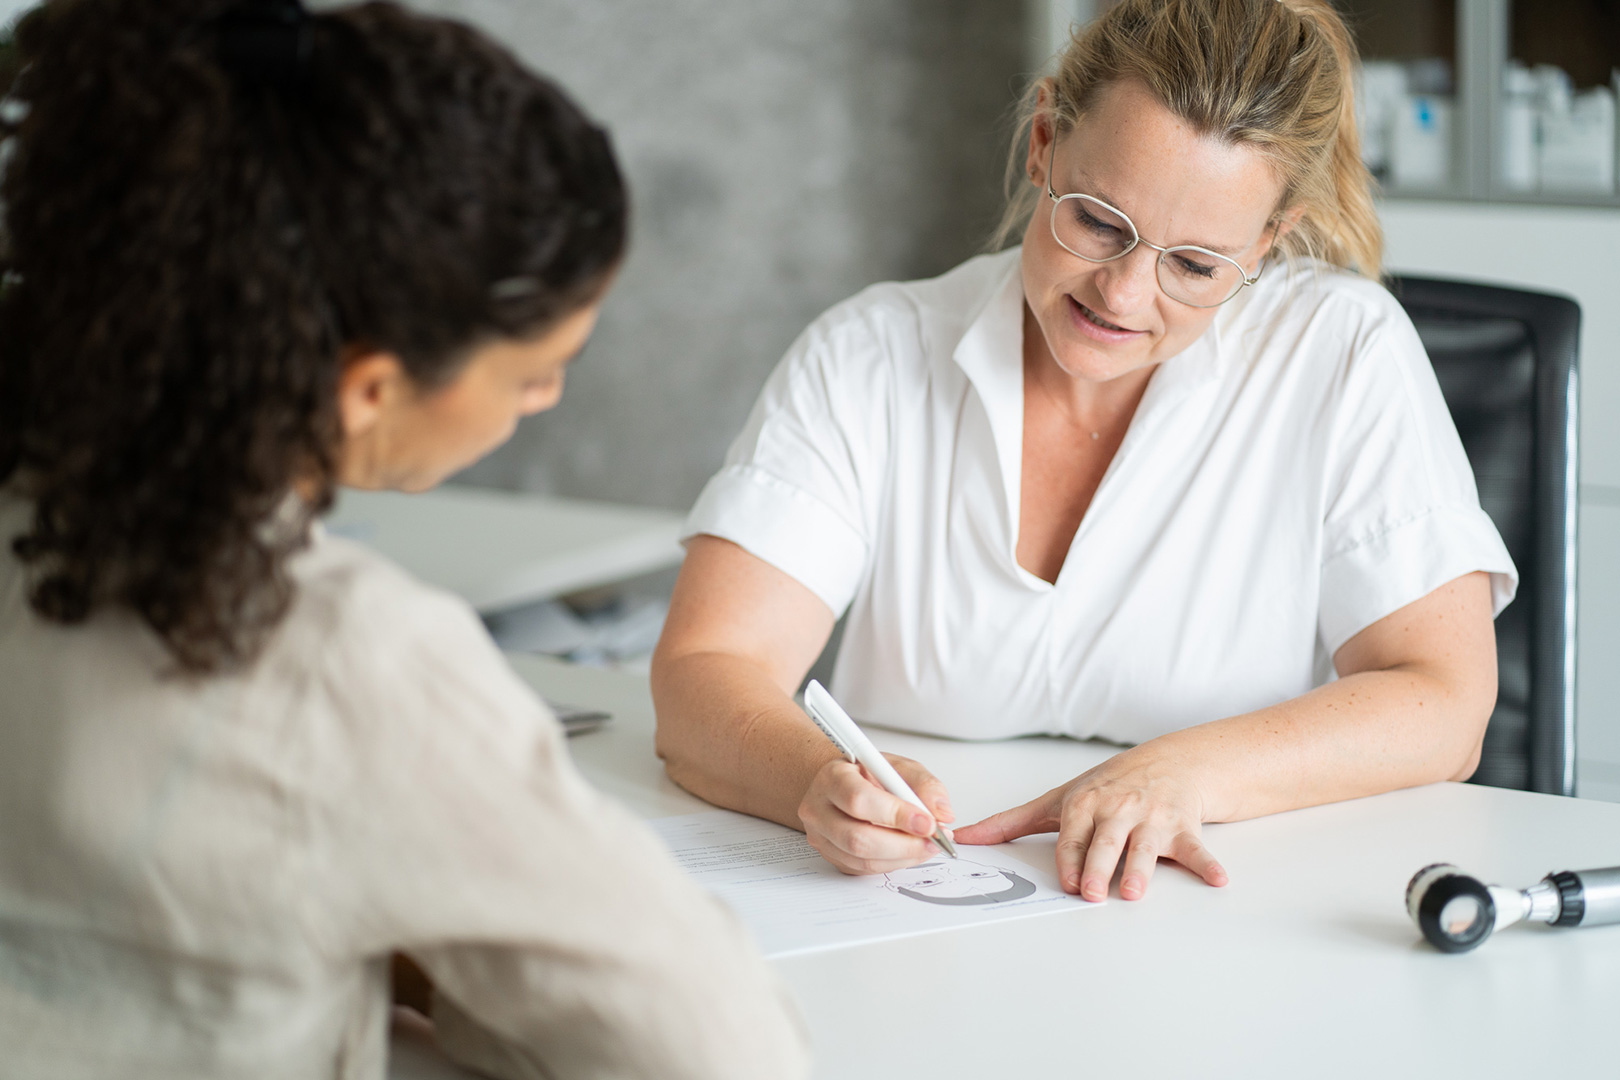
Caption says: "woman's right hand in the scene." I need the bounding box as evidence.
[797,754,955,874]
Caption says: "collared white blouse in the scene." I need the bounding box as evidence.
[685,248,1517,745]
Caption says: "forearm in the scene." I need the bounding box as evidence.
[1155,663,1491,824]
[651,650,842,830]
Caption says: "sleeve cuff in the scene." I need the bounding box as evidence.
[1319,503,1519,655]
[683,465,869,616]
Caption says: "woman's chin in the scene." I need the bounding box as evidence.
[1047,337,1151,385]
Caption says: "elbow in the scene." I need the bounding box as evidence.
[652,719,683,771]
[1449,735,1485,783]
[648,642,752,802]
[648,644,709,787]
[652,716,708,804]
[1447,708,1489,782]
[648,647,681,766]
[1445,681,1496,784]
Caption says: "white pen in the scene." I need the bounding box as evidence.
[802,679,958,858]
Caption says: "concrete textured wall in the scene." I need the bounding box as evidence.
[370,0,1029,510]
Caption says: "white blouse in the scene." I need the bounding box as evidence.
[685,248,1517,745]
[0,495,808,1080]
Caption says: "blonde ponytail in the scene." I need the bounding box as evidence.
[996,0,1383,279]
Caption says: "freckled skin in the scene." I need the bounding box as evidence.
[1011,79,1293,584]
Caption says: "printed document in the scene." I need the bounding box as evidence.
[649,809,1097,957]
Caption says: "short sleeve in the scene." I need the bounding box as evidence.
[1317,300,1519,655]
[684,294,904,615]
[303,559,810,1080]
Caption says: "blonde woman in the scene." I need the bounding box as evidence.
[652,0,1515,904]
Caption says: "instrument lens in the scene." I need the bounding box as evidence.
[1439,894,1487,940]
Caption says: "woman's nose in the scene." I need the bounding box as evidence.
[1091,244,1158,317]
[521,378,565,416]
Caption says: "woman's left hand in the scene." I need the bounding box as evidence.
[950,744,1228,902]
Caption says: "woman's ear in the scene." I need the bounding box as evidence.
[336,346,408,442]
[1268,204,1308,250]
[1026,80,1058,189]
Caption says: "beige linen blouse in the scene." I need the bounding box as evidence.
[0,494,809,1080]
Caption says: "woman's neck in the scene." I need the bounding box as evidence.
[1020,307,1157,438]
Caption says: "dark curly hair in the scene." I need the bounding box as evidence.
[0,0,627,673]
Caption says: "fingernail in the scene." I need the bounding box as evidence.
[910,813,933,835]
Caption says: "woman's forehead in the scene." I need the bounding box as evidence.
[1060,82,1284,248]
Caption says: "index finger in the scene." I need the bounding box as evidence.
[835,762,938,838]
[885,754,955,823]
[951,788,1063,847]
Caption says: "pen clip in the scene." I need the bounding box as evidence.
[803,700,856,763]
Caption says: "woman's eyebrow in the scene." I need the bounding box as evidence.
[1182,236,1244,257]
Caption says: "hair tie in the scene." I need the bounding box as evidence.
[218,0,313,93]
[490,276,541,301]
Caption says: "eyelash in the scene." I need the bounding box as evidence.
[1076,208,1222,278]
[1078,209,1119,236]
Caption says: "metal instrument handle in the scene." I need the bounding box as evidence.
[1562,866,1620,927]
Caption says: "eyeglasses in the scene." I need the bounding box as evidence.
[1044,141,1271,309]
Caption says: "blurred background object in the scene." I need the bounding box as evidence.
[1342,0,1458,191]
[1336,0,1620,203]
[8,0,1620,796]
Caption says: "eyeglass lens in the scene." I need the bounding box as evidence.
[1051,194,1247,308]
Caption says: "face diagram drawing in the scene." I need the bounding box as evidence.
[882,859,1038,906]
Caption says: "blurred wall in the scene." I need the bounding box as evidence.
[365,1,1029,510]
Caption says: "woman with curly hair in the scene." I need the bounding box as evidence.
[0,1,808,1077]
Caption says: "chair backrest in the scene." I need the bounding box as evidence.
[1388,275,1580,796]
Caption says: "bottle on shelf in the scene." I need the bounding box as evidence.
[1499,61,1538,193]
[1532,64,1616,194]
[1362,57,1454,192]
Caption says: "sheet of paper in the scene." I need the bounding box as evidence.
[648,809,1097,957]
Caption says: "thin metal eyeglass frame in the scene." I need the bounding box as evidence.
[1044,140,1270,310]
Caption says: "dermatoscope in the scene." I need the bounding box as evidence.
[1406,862,1620,953]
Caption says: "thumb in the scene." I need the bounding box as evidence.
[951,791,1062,845]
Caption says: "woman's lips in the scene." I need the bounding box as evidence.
[1067,295,1146,343]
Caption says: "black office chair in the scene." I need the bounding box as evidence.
[1388,275,1580,796]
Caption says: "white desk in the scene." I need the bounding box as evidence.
[493,656,1620,1080]
[325,486,684,614]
